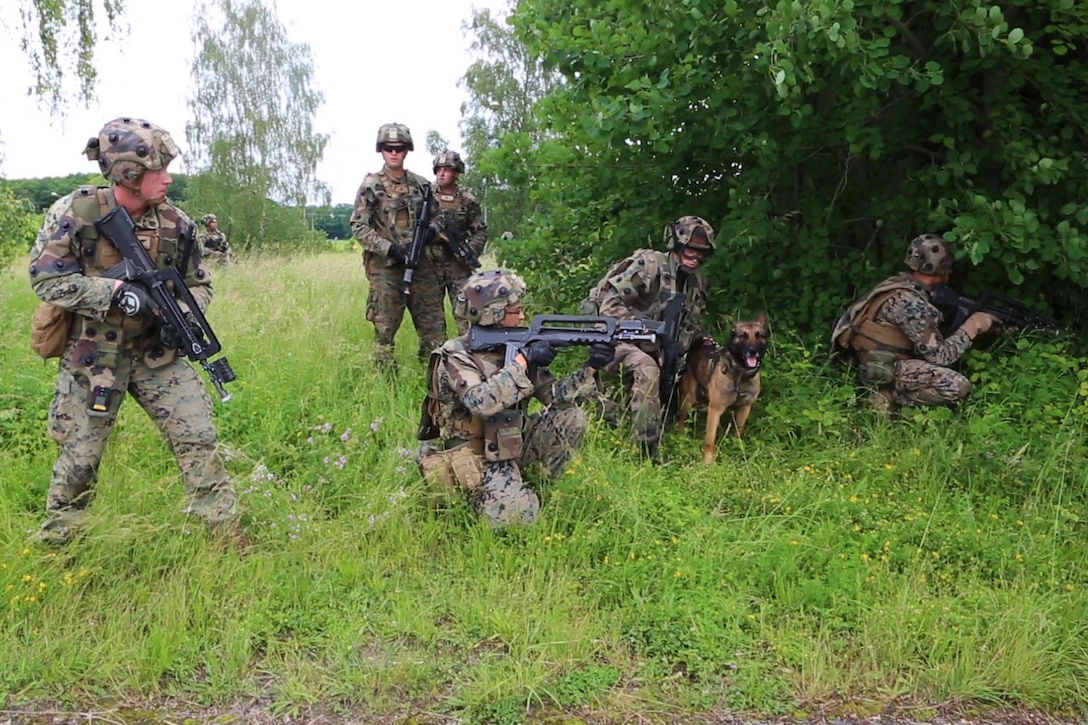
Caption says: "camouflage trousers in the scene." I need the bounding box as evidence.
[476,405,588,527]
[41,347,237,543]
[885,358,972,408]
[365,253,450,366]
[203,249,234,269]
[603,342,663,444]
[428,255,473,335]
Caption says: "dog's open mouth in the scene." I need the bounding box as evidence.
[744,353,762,369]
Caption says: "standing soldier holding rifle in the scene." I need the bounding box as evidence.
[351,122,446,371]
[26,117,240,546]
[431,150,486,333]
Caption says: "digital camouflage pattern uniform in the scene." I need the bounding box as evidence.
[418,270,597,526]
[350,123,444,367]
[28,118,236,544]
[832,235,982,409]
[432,151,488,334]
[581,216,712,444]
[197,214,234,268]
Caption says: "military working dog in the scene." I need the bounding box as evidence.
[676,315,768,464]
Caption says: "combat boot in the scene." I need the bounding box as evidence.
[868,389,894,417]
[639,441,662,466]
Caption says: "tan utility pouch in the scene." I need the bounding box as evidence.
[420,445,485,492]
[483,411,523,462]
[859,349,898,387]
[30,303,75,360]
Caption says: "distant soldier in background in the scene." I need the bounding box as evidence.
[197,214,234,268]
[580,215,716,463]
[27,117,239,546]
[432,150,487,333]
[417,269,614,526]
[350,122,446,370]
[831,234,1002,413]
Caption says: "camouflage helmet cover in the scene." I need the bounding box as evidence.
[905,234,954,275]
[84,117,179,184]
[433,150,466,174]
[201,214,217,225]
[375,123,414,152]
[455,268,527,327]
[666,215,716,254]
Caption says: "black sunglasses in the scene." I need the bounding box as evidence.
[381,145,408,153]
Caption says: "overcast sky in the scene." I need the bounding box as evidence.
[0,0,508,204]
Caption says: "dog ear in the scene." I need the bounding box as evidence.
[755,312,768,326]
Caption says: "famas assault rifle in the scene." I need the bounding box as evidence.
[930,284,1059,335]
[433,212,480,272]
[467,315,658,366]
[97,206,237,402]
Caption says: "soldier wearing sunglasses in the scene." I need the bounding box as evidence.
[350,123,443,372]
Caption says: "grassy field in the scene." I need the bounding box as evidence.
[1,251,1087,724]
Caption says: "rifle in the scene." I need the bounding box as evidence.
[402,185,435,295]
[930,284,1059,335]
[96,206,237,403]
[642,293,686,407]
[467,315,659,366]
[434,214,480,271]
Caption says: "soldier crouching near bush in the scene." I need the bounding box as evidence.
[27,117,241,546]
[416,269,615,526]
[831,234,1002,414]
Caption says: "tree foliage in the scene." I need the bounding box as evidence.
[459,4,564,245]
[6,0,125,114]
[489,0,1088,335]
[0,182,38,269]
[185,0,329,250]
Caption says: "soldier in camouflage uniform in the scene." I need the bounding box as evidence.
[27,117,239,546]
[418,269,614,526]
[431,150,488,333]
[831,234,1001,412]
[196,213,234,268]
[350,123,445,370]
[580,216,715,462]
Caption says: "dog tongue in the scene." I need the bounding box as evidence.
[746,354,760,368]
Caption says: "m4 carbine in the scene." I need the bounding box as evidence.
[930,284,1059,335]
[402,186,434,295]
[467,315,659,366]
[96,206,237,402]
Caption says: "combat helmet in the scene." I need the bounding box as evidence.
[201,214,218,226]
[433,150,466,174]
[456,268,527,327]
[665,215,716,255]
[84,117,179,184]
[905,234,954,275]
[375,123,414,152]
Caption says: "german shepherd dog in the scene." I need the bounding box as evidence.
[676,315,768,464]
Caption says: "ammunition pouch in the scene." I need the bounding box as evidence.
[858,349,898,387]
[483,410,523,462]
[419,443,485,492]
[30,303,75,360]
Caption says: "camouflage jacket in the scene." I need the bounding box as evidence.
[836,273,974,367]
[28,185,210,367]
[584,249,708,353]
[197,229,231,255]
[350,166,432,263]
[425,337,597,444]
[434,184,488,259]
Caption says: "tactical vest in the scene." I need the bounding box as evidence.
[831,273,929,361]
[378,170,425,243]
[67,187,193,412]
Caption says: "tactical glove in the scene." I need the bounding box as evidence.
[959,311,1000,340]
[585,342,615,370]
[522,340,559,368]
[113,282,151,317]
[386,244,408,265]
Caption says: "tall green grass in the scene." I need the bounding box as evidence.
[1,252,1087,723]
